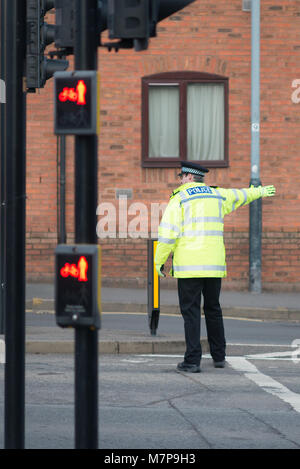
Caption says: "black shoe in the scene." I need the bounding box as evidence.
[177,361,201,373]
[213,360,225,368]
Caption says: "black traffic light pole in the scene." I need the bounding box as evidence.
[3,0,27,449]
[0,0,6,337]
[74,0,99,449]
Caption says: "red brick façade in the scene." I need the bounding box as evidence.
[26,0,300,291]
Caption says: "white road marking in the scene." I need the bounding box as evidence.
[137,352,300,414]
[228,343,293,347]
[139,354,183,358]
[245,357,296,361]
[227,356,300,414]
[246,350,297,360]
[121,358,152,363]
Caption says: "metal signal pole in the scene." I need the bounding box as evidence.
[4,0,27,448]
[0,0,6,337]
[249,0,262,293]
[74,0,99,449]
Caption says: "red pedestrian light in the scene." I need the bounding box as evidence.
[54,71,99,135]
[55,245,101,329]
[60,256,88,282]
[58,80,87,105]
[76,80,87,105]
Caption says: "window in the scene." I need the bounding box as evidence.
[142,71,229,168]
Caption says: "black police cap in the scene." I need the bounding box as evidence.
[178,162,209,177]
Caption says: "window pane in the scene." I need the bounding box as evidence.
[148,85,179,158]
[187,84,224,161]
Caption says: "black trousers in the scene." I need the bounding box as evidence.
[177,277,226,365]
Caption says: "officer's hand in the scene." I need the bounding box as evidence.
[155,264,166,278]
[262,185,276,197]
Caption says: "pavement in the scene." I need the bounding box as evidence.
[1,283,300,356]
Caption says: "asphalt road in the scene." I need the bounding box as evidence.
[25,311,300,347]
[1,317,300,450]
[1,349,300,450]
[99,313,300,346]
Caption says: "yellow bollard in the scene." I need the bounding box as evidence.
[147,239,160,336]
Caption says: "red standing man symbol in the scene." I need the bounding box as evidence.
[76,80,87,105]
[78,256,88,282]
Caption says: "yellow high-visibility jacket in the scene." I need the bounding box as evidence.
[154,182,264,278]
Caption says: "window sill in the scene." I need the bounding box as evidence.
[142,160,229,169]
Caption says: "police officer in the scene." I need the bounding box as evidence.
[154,162,276,373]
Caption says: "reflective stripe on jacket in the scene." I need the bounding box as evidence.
[154,182,263,278]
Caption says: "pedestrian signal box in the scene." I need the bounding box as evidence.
[55,244,101,329]
[54,71,100,135]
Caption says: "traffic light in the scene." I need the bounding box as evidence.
[54,0,75,51]
[55,244,101,329]
[51,1,196,54]
[26,0,69,92]
[103,0,196,51]
[54,71,100,135]
[107,0,152,51]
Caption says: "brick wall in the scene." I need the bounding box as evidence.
[26,1,300,291]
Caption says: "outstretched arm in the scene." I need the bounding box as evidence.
[220,185,276,215]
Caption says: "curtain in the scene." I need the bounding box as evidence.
[148,85,179,158]
[187,83,224,161]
